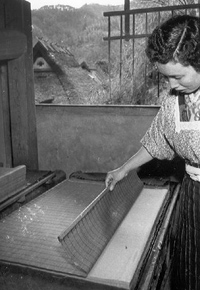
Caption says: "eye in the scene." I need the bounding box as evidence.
[168,76,182,81]
[160,74,168,80]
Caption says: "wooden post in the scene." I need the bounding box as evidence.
[0,1,13,167]
[124,0,130,41]
[23,0,39,169]
[0,0,38,169]
[0,64,12,167]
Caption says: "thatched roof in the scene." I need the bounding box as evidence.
[33,38,108,104]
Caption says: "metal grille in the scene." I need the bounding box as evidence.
[103,3,200,104]
[58,170,143,276]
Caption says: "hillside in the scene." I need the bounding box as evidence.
[31,1,165,66]
[32,4,119,65]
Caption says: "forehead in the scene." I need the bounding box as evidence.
[156,61,191,76]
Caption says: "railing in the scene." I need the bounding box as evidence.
[103,3,200,104]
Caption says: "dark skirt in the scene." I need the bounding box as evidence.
[171,173,200,290]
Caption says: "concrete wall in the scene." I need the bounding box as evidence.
[36,105,159,178]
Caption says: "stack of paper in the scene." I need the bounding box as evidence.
[0,165,26,203]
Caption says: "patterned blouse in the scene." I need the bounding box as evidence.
[140,92,200,165]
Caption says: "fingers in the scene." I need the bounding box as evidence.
[105,174,112,188]
[105,167,126,191]
[105,173,116,191]
[109,181,116,191]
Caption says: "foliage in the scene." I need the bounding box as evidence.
[32,5,117,63]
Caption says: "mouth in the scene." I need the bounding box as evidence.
[170,88,185,95]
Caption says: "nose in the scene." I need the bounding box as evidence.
[168,78,179,89]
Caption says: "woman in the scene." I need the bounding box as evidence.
[105,15,200,290]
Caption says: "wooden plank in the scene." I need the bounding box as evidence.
[23,0,38,169]
[6,0,28,166]
[124,0,130,39]
[134,184,180,290]
[4,0,38,169]
[0,64,12,167]
[0,1,12,167]
[8,53,29,166]
[0,30,27,60]
[0,165,26,203]
[0,171,56,211]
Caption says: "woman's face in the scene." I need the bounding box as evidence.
[156,61,200,94]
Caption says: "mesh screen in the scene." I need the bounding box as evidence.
[58,170,143,276]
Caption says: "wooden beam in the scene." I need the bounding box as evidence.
[0,165,26,204]
[0,64,12,167]
[23,0,38,169]
[5,0,28,167]
[0,30,27,60]
[124,0,130,40]
[0,1,12,167]
[4,0,38,169]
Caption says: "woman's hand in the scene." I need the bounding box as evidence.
[105,147,153,191]
[105,166,128,191]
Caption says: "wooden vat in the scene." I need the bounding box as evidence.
[0,173,179,290]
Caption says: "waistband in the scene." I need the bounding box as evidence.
[185,163,200,182]
[185,161,200,168]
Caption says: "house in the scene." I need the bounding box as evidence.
[33,38,108,104]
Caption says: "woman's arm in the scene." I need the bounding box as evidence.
[105,146,153,191]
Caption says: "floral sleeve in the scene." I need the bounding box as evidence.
[140,97,176,160]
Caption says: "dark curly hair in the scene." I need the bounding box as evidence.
[146,15,200,72]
